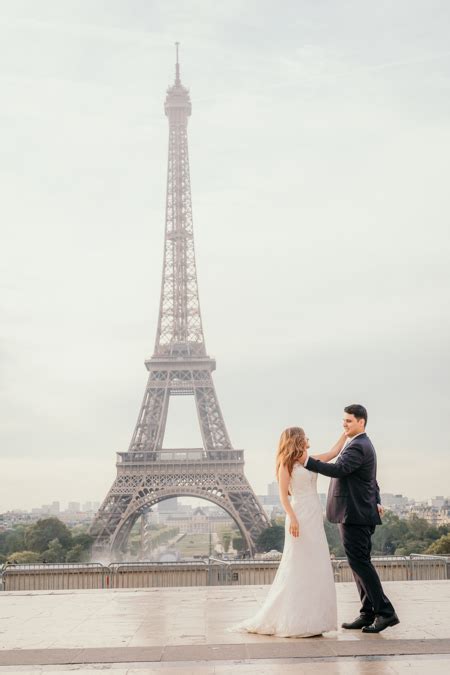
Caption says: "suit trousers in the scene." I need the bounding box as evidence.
[339,523,395,618]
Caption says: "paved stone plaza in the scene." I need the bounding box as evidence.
[0,581,449,674]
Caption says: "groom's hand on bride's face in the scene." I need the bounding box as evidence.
[298,452,307,465]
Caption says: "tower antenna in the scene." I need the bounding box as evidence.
[175,41,180,84]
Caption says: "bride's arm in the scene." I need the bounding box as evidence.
[311,433,347,463]
[278,463,300,538]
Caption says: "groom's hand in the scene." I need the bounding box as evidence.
[298,451,307,466]
[377,504,385,517]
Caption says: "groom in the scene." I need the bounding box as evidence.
[299,404,399,633]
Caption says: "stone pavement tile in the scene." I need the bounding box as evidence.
[0,642,51,652]
[213,660,450,674]
[214,662,396,674]
[127,628,178,648]
[244,640,336,660]
[139,625,209,647]
[0,659,450,675]
[287,663,396,674]
[162,644,247,662]
[0,668,129,674]
[0,651,83,667]
[127,668,215,675]
[389,658,450,674]
[44,639,134,651]
[48,671,129,675]
[0,647,163,668]
[74,647,164,664]
[210,632,281,645]
[330,638,450,656]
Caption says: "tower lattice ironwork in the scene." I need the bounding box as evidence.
[90,45,269,557]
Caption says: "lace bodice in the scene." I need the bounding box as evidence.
[290,463,318,499]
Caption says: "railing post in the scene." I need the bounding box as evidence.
[407,555,412,581]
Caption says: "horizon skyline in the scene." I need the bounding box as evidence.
[2,481,449,515]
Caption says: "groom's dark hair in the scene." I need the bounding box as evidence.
[344,404,368,426]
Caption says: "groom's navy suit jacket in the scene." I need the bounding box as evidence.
[306,433,382,526]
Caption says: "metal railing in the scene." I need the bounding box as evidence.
[1,555,448,592]
[109,561,209,588]
[0,563,108,591]
[332,554,449,582]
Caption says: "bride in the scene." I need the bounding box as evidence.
[232,427,346,638]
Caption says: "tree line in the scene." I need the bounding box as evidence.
[256,511,450,556]
[0,518,93,564]
[2,511,450,565]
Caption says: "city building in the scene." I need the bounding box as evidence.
[381,493,410,516]
[166,507,233,534]
[67,502,81,513]
[408,500,450,526]
[267,482,279,497]
[429,496,446,509]
[158,498,179,513]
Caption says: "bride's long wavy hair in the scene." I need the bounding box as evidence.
[275,427,308,482]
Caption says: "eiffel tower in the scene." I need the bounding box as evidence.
[90,45,269,557]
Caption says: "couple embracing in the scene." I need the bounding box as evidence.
[233,404,400,638]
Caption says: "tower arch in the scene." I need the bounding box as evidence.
[111,491,254,555]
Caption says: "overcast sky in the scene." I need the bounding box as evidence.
[1,0,450,512]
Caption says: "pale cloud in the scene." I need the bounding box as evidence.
[1,0,450,511]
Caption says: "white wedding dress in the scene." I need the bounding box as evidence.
[232,463,337,637]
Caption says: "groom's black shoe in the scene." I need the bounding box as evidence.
[341,615,374,630]
[362,613,400,633]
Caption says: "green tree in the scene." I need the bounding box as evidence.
[407,514,431,539]
[70,533,94,551]
[437,525,450,537]
[256,525,285,553]
[395,539,430,556]
[323,521,344,556]
[7,551,42,563]
[67,533,93,561]
[372,511,410,555]
[0,527,27,557]
[232,536,244,552]
[425,534,450,555]
[65,544,85,562]
[25,518,72,553]
[42,538,65,563]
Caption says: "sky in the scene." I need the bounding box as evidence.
[1,0,450,512]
